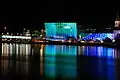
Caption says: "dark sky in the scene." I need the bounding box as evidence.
[0,1,119,32]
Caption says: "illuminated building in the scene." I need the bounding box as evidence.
[113,12,120,38]
[45,22,77,40]
[115,12,120,27]
[78,13,120,40]
[81,33,114,40]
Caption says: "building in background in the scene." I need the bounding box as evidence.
[115,12,120,27]
[45,22,77,41]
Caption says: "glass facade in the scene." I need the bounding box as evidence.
[45,23,77,39]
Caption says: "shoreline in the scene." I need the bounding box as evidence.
[2,41,118,48]
[2,41,120,48]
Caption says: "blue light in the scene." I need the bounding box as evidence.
[44,45,77,78]
[82,33,114,40]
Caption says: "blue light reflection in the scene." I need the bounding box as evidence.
[44,45,77,78]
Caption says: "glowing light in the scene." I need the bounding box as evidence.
[115,21,120,27]
[62,40,64,42]
[112,39,115,42]
[101,41,104,43]
[40,45,44,57]
[68,40,71,43]
[2,44,3,56]
[2,35,31,39]
[4,27,6,29]
[82,33,114,40]
[16,44,18,55]
[64,26,71,29]
[81,41,85,43]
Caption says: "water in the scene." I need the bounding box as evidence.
[1,43,120,80]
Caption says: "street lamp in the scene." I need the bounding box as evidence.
[7,32,9,35]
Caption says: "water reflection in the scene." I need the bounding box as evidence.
[1,43,31,79]
[78,46,120,59]
[78,46,120,80]
[44,45,77,79]
[1,43,120,80]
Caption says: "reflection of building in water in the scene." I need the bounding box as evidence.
[56,45,77,56]
[45,45,56,56]
[32,44,45,76]
[1,60,9,74]
[44,56,56,77]
[44,45,56,77]
[2,43,10,57]
[2,43,31,60]
[16,61,29,75]
[45,45,77,56]
[40,44,44,76]
[78,46,118,59]
[44,45,77,78]
[1,59,12,75]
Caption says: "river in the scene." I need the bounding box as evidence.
[1,43,120,80]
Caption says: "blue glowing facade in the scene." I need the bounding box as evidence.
[80,33,114,40]
[45,23,77,39]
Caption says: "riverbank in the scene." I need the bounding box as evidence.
[2,41,120,48]
[1,41,104,46]
[103,43,120,48]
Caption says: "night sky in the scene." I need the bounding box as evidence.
[0,1,119,32]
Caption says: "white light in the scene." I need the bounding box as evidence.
[112,39,115,42]
[2,35,31,39]
[68,40,71,43]
[4,27,6,30]
[101,41,103,43]
[81,41,85,43]
[64,26,71,29]
[62,40,64,42]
